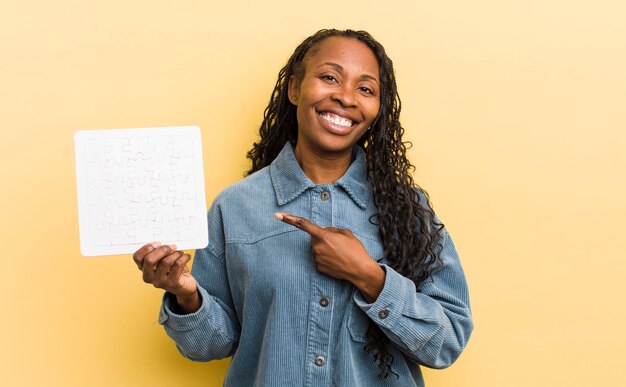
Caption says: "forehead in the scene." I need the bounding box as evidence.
[303,36,380,77]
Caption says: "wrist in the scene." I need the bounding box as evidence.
[174,288,201,314]
[352,260,385,303]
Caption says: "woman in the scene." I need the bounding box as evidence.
[133,29,473,386]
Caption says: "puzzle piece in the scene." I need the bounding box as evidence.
[104,175,133,206]
[126,176,157,203]
[86,178,115,205]
[173,195,197,222]
[146,154,175,180]
[169,174,196,200]
[170,154,195,179]
[103,138,131,166]
[127,156,152,180]
[152,196,178,223]
[149,178,176,202]
[149,135,176,158]
[127,219,158,243]
[175,217,200,240]
[153,220,178,242]
[102,158,133,183]
[104,200,135,226]
[109,223,137,245]
[126,203,156,225]
[123,136,155,161]
[84,159,111,181]
[170,135,194,159]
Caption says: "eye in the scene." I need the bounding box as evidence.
[358,86,374,95]
[321,75,337,82]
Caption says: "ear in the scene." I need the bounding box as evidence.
[288,75,299,106]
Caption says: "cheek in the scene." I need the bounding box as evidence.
[365,99,381,123]
[295,104,313,133]
[354,127,369,141]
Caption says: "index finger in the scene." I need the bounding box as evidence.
[274,212,325,237]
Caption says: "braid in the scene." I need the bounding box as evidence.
[246,29,445,379]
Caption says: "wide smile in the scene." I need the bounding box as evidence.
[317,111,357,135]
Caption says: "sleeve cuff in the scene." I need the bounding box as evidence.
[353,264,415,329]
[158,286,209,332]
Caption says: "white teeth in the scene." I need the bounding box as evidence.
[320,112,353,128]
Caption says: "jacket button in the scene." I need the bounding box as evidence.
[320,191,330,201]
[378,308,389,319]
[319,296,329,307]
[314,355,326,366]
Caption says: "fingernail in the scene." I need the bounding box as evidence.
[169,244,177,251]
[151,241,161,248]
[274,213,284,221]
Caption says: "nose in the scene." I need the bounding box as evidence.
[331,83,357,108]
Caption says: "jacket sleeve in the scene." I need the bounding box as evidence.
[158,201,241,362]
[353,229,473,369]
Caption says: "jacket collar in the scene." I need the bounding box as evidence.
[269,142,370,209]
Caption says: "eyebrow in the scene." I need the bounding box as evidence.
[317,62,379,84]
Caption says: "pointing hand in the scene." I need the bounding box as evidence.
[274,212,385,302]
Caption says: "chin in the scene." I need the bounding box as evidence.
[315,134,360,153]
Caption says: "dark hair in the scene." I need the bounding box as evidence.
[246,29,445,378]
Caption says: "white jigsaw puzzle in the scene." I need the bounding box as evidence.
[74,126,208,256]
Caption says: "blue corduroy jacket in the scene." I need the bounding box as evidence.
[159,142,473,386]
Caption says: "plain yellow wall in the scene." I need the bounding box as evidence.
[1,1,625,386]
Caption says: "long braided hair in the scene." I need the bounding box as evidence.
[246,29,445,378]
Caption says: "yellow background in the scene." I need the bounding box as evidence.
[1,1,625,386]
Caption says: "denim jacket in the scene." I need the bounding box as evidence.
[159,142,473,386]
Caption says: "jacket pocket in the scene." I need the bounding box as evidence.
[347,302,370,343]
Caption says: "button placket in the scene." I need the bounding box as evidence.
[304,185,333,383]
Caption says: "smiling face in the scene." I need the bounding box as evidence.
[288,36,381,157]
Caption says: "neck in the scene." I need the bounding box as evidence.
[293,142,352,184]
